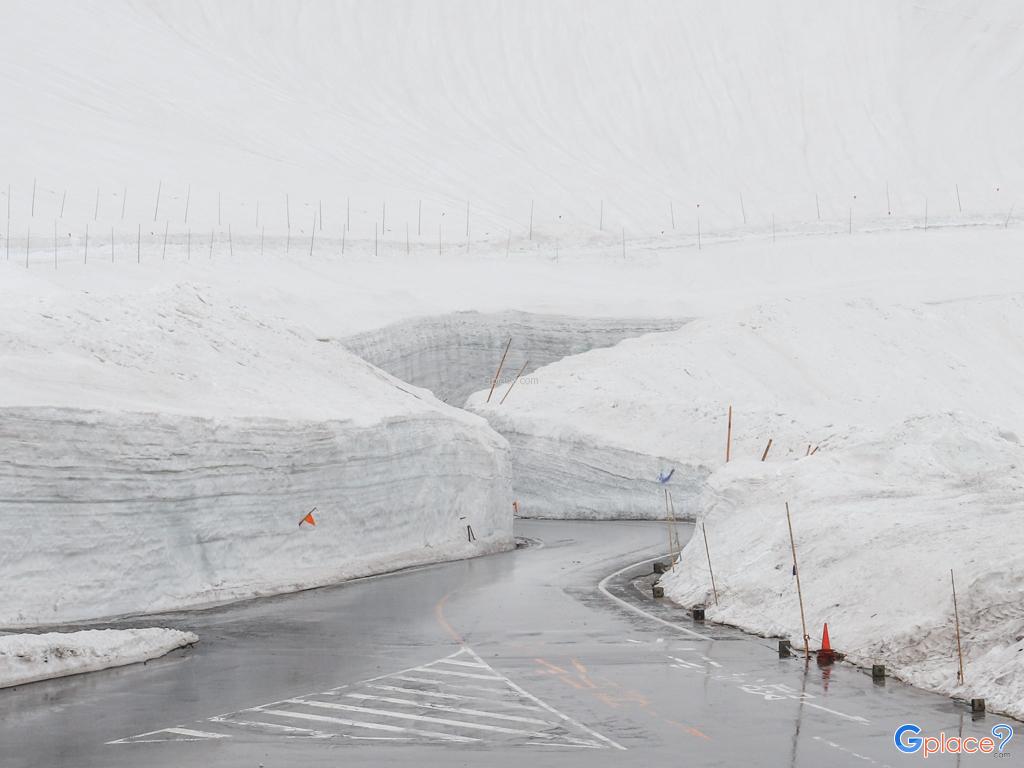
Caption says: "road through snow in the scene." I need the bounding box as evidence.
[0,520,1016,767]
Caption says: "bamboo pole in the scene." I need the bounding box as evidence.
[499,359,529,405]
[702,523,719,606]
[725,405,733,462]
[785,502,810,661]
[486,337,512,403]
[761,438,773,462]
[952,569,965,685]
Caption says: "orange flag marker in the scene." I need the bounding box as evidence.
[299,507,318,528]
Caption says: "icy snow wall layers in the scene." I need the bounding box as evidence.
[341,311,686,406]
[0,281,513,628]
[0,406,511,628]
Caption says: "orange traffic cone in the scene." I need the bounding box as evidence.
[817,622,835,666]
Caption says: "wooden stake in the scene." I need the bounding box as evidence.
[309,214,315,257]
[209,228,214,259]
[31,177,36,217]
[761,438,773,461]
[94,187,100,221]
[702,523,719,606]
[809,445,819,456]
[955,183,962,214]
[785,502,810,661]
[805,443,811,457]
[499,359,529,405]
[952,569,965,685]
[162,221,169,260]
[815,192,820,221]
[486,337,512,403]
[184,184,190,224]
[154,180,161,221]
[725,405,733,462]
[60,190,66,219]
[121,186,127,220]
[740,192,747,225]
[670,200,675,229]
[229,224,234,258]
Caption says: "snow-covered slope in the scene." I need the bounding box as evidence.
[660,413,1024,719]
[0,273,512,628]
[466,288,1024,715]
[2,0,1023,242]
[467,290,1024,517]
[0,629,197,689]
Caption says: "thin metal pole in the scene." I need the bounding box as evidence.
[952,570,965,685]
[786,502,810,661]
[702,523,719,606]
[499,359,529,405]
[486,337,512,403]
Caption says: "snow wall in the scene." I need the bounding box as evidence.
[341,311,687,406]
[0,406,511,628]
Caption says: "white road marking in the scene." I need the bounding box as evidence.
[287,698,558,738]
[597,554,712,640]
[459,647,627,751]
[259,708,480,743]
[209,716,332,738]
[106,726,230,744]
[344,693,556,726]
[434,658,492,669]
[366,684,547,712]
[803,701,870,724]
[110,643,620,749]
[410,666,506,681]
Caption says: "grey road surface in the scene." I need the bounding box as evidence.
[1,520,1016,767]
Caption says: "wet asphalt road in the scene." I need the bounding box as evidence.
[1,519,1018,767]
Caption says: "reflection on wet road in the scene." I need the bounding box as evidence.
[1,520,1016,767]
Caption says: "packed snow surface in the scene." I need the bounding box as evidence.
[0,629,197,689]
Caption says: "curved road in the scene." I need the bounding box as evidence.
[1,520,1013,766]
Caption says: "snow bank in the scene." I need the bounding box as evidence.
[0,628,197,689]
[467,293,1024,517]
[661,413,1024,719]
[466,290,1024,715]
[0,277,512,628]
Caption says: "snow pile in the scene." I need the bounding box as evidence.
[0,274,512,627]
[467,294,1024,517]
[466,290,1024,715]
[0,628,198,688]
[660,413,1024,718]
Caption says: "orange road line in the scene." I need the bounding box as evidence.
[434,593,464,644]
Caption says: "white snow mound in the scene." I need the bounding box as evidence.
[0,628,197,689]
